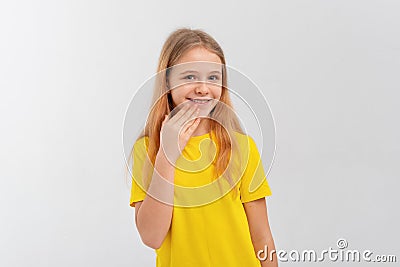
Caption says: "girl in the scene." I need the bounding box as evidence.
[129,28,277,267]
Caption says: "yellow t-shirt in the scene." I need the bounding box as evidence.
[129,131,272,267]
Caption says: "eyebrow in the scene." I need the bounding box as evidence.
[179,70,222,75]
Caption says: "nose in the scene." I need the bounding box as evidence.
[195,81,209,96]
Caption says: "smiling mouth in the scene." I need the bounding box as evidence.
[187,98,212,104]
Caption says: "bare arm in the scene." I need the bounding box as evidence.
[243,198,278,267]
[134,150,175,249]
[134,103,200,249]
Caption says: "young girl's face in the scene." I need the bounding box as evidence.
[167,46,223,116]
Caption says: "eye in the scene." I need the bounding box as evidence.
[209,75,220,81]
[184,75,196,80]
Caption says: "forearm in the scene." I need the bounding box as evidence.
[136,151,175,248]
[252,237,278,267]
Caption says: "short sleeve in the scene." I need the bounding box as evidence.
[129,137,149,207]
[239,136,272,203]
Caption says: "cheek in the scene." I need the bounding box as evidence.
[212,87,223,99]
[218,90,222,99]
[170,86,189,104]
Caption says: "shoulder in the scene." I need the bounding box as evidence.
[133,136,149,149]
[132,136,150,158]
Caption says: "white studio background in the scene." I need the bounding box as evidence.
[1,1,399,266]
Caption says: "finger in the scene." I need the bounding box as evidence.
[175,105,199,127]
[181,116,196,132]
[183,118,201,136]
[168,102,191,123]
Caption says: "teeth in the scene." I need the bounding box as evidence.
[190,99,210,103]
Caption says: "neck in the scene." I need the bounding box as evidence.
[192,118,211,136]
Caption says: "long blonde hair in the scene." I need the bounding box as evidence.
[129,28,246,201]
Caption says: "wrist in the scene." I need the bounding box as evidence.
[156,149,177,167]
